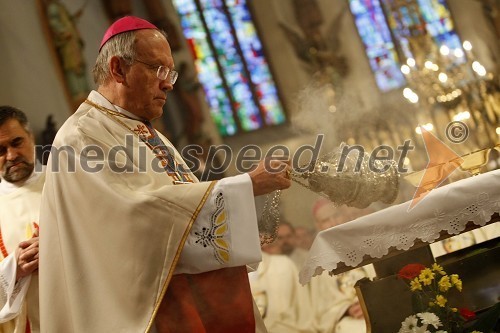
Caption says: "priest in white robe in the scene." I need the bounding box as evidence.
[430,223,500,257]
[308,266,375,333]
[39,16,291,333]
[310,199,375,333]
[249,252,314,333]
[0,106,42,332]
[276,222,310,269]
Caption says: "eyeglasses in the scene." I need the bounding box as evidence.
[134,59,178,85]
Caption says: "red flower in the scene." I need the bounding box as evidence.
[459,308,476,321]
[398,263,426,280]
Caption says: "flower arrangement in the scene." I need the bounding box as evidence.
[397,263,482,333]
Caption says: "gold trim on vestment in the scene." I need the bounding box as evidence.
[84,99,143,133]
[84,99,193,183]
[84,99,216,332]
[145,180,218,333]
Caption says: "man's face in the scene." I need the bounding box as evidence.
[276,224,295,255]
[313,204,344,231]
[261,241,281,255]
[0,119,35,183]
[294,227,314,250]
[121,30,175,121]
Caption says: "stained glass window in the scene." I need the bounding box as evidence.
[348,0,406,91]
[173,0,285,136]
[416,0,461,51]
[382,0,463,64]
[348,0,462,91]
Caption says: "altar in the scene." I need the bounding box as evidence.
[299,169,500,332]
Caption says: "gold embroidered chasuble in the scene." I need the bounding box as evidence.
[39,91,263,332]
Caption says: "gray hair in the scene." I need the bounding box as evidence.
[92,29,168,86]
[92,31,137,86]
[0,105,31,134]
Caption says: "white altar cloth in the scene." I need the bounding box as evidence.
[299,169,500,285]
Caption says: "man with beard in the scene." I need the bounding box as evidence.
[0,106,41,332]
[276,222,309,269]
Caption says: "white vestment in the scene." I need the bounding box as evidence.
[309,265,375,333]
[288,248,309,270]
[39,91,263,332]
[249,253,314,333]
[0,171,43,332]
[430,224,500,257]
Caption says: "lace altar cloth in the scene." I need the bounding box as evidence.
[299,169,500,285]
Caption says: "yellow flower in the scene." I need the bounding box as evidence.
[435,295,447,307]
[410,277,422,291]
[450,274,463,291]
[438,275,452,292]
[419,268,435,285]
[432,262,446,275]
[429,301,435,307]
[451,308,458,312]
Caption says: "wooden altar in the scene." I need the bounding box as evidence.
[355,222,499,332]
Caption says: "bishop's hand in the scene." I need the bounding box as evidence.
[248,157,292,196]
